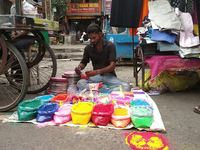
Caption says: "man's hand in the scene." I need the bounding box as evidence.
[75,66,81,74]
[10,34,18,40]
[85,70,98,77]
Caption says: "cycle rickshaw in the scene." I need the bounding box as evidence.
[0,0,59,111]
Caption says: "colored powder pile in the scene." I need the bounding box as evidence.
[114,108,128,116]
[125,132,170,150]
[74,102,93,113]
[133,100,150,106]
[39,95,54,100]
[93,104,112,113]
[131,107,151,115]
[53,94,68,100]
[21,99,42,108]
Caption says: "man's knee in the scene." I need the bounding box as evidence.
[121,81,131,91]
[77,79,88,90]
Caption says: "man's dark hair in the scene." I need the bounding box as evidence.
[87,24,102,34]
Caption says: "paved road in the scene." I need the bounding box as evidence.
[0,57,200,150]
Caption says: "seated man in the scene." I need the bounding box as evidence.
[75,24,131,92]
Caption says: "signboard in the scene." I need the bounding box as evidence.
[68,16,96,19]
[105,0,112,15]
[67,1,102,14]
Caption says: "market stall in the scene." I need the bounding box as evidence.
[133,0,200,93]
[3,88,166,132]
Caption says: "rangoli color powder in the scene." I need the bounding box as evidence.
[114,108,128,116]
[75,102,93,113]
[125,132,170,150]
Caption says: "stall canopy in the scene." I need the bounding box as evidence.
[110,0,143,28]
[110,0,200,37]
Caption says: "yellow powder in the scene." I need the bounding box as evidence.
[74,102,93,113]
[114,108,128,116]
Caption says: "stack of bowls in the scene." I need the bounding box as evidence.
[47,77,69,95]
[62,71,81,85]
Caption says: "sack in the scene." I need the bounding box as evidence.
[92,104,114,126]
[36,95,54,104]
[112,106,130,120]
[111,118,131,128]
[71,102,93,125]
[17,99,44,121]
[139,70,151,91]
[150,71,200,92]
[111,106,130,128]
[54,104,72,125]
[36,103,59,123]
[51,94,69,104]
[130,106,153,128]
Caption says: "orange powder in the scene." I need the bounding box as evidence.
[114,108,128,116]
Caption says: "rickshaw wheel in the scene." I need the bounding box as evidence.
[26,40,57,94]
[0,41,29,112]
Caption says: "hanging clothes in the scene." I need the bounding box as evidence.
[195,0,200,40]
[129,0,150,36]
[148,0,184,31]
[171,0,194,15]
[110,0,143,28]
[178,9,200,47]
[193,1,198,24]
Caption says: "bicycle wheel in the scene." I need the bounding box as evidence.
[0,41,29,111]
[26,40,57,94]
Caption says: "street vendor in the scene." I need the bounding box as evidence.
[75,24,131,92]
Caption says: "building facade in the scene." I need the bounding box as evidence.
[66,0,105,34]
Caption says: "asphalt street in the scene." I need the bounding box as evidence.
[0,46,200,150]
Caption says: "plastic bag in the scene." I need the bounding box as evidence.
[111,118,131,128]
[91,104,114,126]
[71,102,93,125]
[17,99,44,121]
[23,0,37,14]
[54,104,72,125]
[112,106,130,120]
[51,94,69,104]
[36,95,54,104]
[150,71,200,92]
[140,70,200,92]
[111,106,131,128]
[139,70,151,91]
[17,109,38,121]
[131,99,151,107]
[110,94,133,105]
[18,98,44,111]
[130,106,153,128]
[36,103,59,123]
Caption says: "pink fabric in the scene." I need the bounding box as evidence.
[145,55,200,79]
[179,11,200,47]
